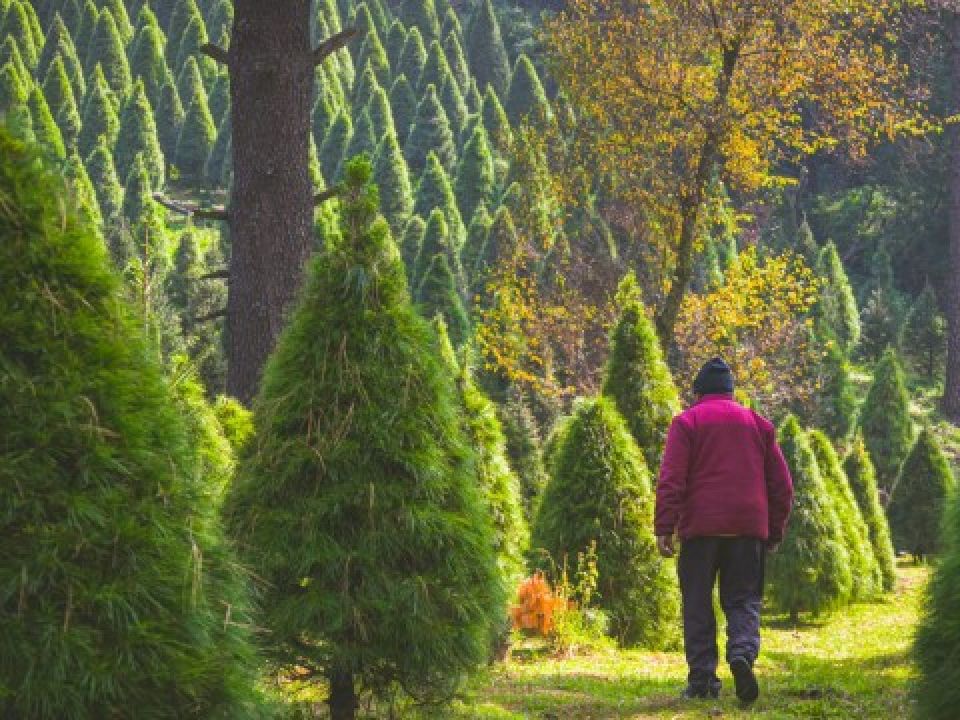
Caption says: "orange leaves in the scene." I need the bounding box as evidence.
[509,573,572,636]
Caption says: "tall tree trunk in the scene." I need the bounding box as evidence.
[328,670,358,720]
[943,15,960,421]
[226,1,315,403]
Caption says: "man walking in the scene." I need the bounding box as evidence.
[654,358,794,704]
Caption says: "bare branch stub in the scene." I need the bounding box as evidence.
[152,194,230,222]
[199,269,231,280]
[200,43,231,66]
[313,29,358,66]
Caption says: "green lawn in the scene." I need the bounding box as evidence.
[423,564,926,720]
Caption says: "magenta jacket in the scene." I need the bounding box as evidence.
[654,394,794,542]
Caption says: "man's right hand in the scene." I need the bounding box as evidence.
[656,534,676,558]
[766,540,781,554]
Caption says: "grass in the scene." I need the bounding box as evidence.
[416,564,927,720]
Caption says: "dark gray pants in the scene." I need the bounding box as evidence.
[678,537,765,689]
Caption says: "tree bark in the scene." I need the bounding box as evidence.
[943,14,960,421]
[655,44,740,348]
[226,1,317,403]
[328,670,358,720]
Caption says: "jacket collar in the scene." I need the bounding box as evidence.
[694,393,735,406]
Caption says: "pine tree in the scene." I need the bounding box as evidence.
[768,417,852,620]
[176,55,205,113]
[320,109,352,180]
[3,3,37,69]
[532,396,680,647]
[0,127,260,720]
[373,130,413,233]
[913,491,960,719]
[814,241,861,355]
[440,6,462,40]
[443,30,470,92]
[902,283,946,380]
[38,14,78,80]
[889,429,955,561]
[400,215,426,283]
[473,204,515,295]
[809,430,881,599]
[465,0,510,97]
[206,0,233,47]
[463,203,493,289]
[166,0,201,63]
[175,80,216,181]
[481,84,512,155]
[418,252,471,346]
[355,26,390,88]
[385,20,406,66]
[420,39,452,94]
[797,216,819,264]
[414,151,466,250]
[85,9,131,97]
[312,87,336,142]
[129,22,168,107]
[0,36,28,86]
[78,64,119,157]
[206,113,231,186]
[366,83,395,141]
[207,72,230,129]
[224,158,505,719]
[388,73,417,139]
[27,86,65,158]
[115,79,164,186]
[74,1,99,61]
[505,54,552,127]
[806,337,859,442]
[439,72,468,136]
[601,277,681,470]
[344,107,376,163]
[64,149,102,228]
[156,78,184,157]
[858,347,915,496]
[122,151,153,222]
[397,27,427,90]
[0,59,27,112]
[399,0,440,42]
[84,134,123,223]
[499,385,549,523]
[175,12,210,78]
[104,0,132,43]
[42,54,81,148]
[843,436,897,592]
[416,206,463,288]
[405,84,456,174]
[455,124,496,227]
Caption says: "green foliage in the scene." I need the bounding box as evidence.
[155,78,184,156]
[506,54,552,126]
[439,72,468,136]
[397,26,427,90]
[914,491,960,719]
[843,436,896,592]
[400,0,440,42]
[803,337,858,442]
[4,3,37,69]
[85,9,131,97]
[814,241,860,355]
[129,26,168,107]
[85,134,123,222]
[385,20,406,66]
[474,204,516,294]
[78,65,119,157]
[344,107,376,163]
[373,129,413,233]
[601,278,681,470]
[414,150,465,249]
[455,124,496,224]
[26,85,64,157]
[466,0,510,97]
[64,148,102,228]
[366,83,395,140]
[405,83,456,174]
[443,30,470,92]
[175,78,216,181]
[0,127,260,720]
[212,395,253,455]
[389,73,417,139]
[420,38,452,95]
[207,72,230,129]
[224,157,505,709]
[858,348,914,494]
[122,151,152,222]
[207,114,231,185]
[481,84,512,154]
[889,428,954,560]
[463,203,493,288]
[356,27,390,88]
[768,417,852,618]
[116,80,164,187]
[74,1,99,61]
[42,54,81,146]
[418,252,471,346]
[902,283,945,381]
[320,109,351,180]
[415,205,462,288]
[860,287,902,362]
[531,396,680,648]
[499,385,550,523]
[809,430,881,600]
[0,60,26,112]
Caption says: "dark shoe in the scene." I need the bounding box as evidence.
[730,656,759,705]
[681,682,720,700]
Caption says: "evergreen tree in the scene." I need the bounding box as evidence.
[104,0,132,43]
[206,113,231,186]
[129,22,168,108]
[388,73,417,139]
[858,347,915,496]
[344,106,376,162]
[38,14,78,80]
[441,6,462,39]
[505,54,552,126]
[418,253,471,346]
[481,84,512,154]
[499,385,549,523]
[206,0,233,46]
[443,30,470,91]
[463,203,492,287]
[814,241,861,355]
[0,60,26,112]
[115,79,164,186]
[400,214,426,283]
[902,283,946,380]
[397,27,427,90]
[355,26,390,88]
[3,99,33,143]
[399,0,440,41]
[154,76,184,156]
[601,277,681,470]
[207,72,230,129]
[807,337,859,442]
[42,54,81,148]
[85,9,131,97]
[405,84,456,174]
[465,0,510,97]
[175,12,211,79]
[416,206,463,288]
[78,64,119,157]
[27,85,65,158]
[166,0,201,62]
[366,83,395,141]
[843,436,897,592]
[84,134,123,222]
[532,396,680,647]
[122,151,152,222]
[3,2,37,69]
[439,72,468,136]
[0,36,28,85]
[351,63,380,112]
[768,417,853,620]
[0,127,260,720]
[414,151,466,250]
[455,124,496,225]
[420,39,452,94]
[889,429,955,561]
[913,491,960,719]
[224,158,505,719]
[797,216,819,264]
[64,149,102,228]
[473,204,515,295]
[385,20,406,66]
[74,1,98,61]
[312,87,336,142]
[176,55,205,113]
[175,81,216,181]
[320,109,352,180]
[809,430,881,600]
[373,129,413,233]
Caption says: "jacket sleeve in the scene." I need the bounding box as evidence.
[764,425,794,543]
[655,416,692,536]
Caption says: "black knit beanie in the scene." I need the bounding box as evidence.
[693,357,735,395]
